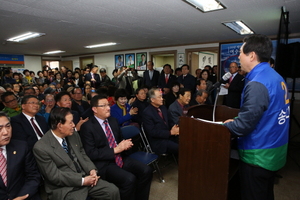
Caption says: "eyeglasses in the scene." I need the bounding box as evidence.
[5,98,17,104]
[95,104,110,108]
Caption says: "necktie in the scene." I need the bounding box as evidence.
[91,73,94,80]
[165,74,169,84]
[0,149,7,186]
[157,108,165,122]
[229,75,233,83]
[62,138,69,153]
[103,120,123,168]
[30,118,43,138]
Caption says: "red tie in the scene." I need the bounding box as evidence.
[157,108,166,124]
[165,74,169,84]
[30,118,44,138]
[103,120,123,168]
[229,75,233,83]
[0,148,7,186]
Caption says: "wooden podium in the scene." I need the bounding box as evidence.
[178,105,239,200]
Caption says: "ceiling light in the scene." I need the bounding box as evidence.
[43,50,65,55]
[183,0,226,12]
[222,21,254,35]
[7,32,45,42]
[84,42,117,48]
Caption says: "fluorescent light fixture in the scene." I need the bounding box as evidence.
[84,42,117,48]
[7,32,45,42]
[43,50,65,55]
[183,0,226,12]
[222,21,254,35]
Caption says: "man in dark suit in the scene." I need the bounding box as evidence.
[71,87,90,117]
[80,94,153,200]
[0,111,41,200]
[84,65,101,89]
[143,61,160,88]
[33,107,120,200]
[11,95,49,150]
[158,64,177,94]
[177,64,196,93]
[143,88,179,155]
[223,62,245,108]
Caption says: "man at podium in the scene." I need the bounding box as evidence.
[224,34,289,200]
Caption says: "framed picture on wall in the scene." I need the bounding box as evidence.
[136,52,147,70]
[115,54,124,69]
[125,53,135,69]
[178,53,184,68]
[199,52,214,69]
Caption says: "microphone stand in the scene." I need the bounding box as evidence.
[212,86,221,122]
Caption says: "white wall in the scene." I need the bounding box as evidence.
[63,42,219,79]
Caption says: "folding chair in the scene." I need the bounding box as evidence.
[120,125,165,183]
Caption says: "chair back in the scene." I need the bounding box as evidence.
[120,125,140,139]
[140,124,155,153]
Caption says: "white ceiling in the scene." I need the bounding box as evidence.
[0,0,300,57]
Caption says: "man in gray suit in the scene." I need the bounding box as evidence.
[33,107,120,200]
[168,88,191,127]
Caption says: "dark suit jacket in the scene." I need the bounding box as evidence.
[158,73,177,90]
[223,73,245,108]
[80,116,124,173]
[71,100,91,117]
[143,70,160,88]
[0,140,41,200]
[177,73,196,92]
[84,73,101,89]
[33,130,97,200]
[11,113,49,150]
[142,104,172,154]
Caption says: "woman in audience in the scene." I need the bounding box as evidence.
[52,72,64,87]
[200,69,213,92]
[110,88,138,127]
[82,84,92,101]
[164,82,180,108]
[63,70,74,86]
[131,88,149,125]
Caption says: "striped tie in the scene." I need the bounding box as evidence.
[62,138,69,153]
[103,120,123,168]
[0,148,7,186]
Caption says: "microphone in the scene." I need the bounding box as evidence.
[209,72,232,93]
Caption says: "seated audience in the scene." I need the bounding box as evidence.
[131,88,149,125]
[33,107,120,200]
[55,91,88,131]
[0,87,6,111]
[0,111,41,200]
[143,88,179,155]
[1,91,22,117]
[11,95,49,150]
[71,87,90,117]
[37,93,56,123]
[110,89,138,127]
[80,95,153,200]
[164,82,180,108]
[168,88,191,127]
[189,89,208,106]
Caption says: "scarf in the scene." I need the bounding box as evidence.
[117,101,127,116]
